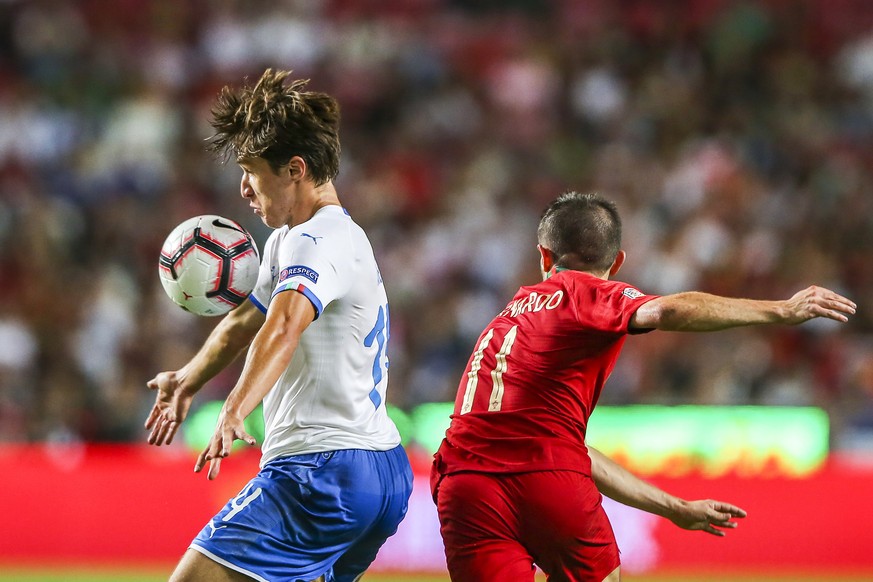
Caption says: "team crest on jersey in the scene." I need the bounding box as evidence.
[622,287,645,300]
[279,265,319,284]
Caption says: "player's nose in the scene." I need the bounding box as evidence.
[240,174,253,199]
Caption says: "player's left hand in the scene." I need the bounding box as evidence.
[194,411,257,480]
[669,499,747,536]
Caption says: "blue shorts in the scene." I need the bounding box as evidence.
[190,445,412,582]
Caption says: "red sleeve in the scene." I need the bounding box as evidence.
[565,273,659,335]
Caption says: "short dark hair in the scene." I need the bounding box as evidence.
[536,191,622,272]
[208,68,341,185]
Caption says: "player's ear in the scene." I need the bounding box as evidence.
[538,245,555,277]
[286,156,306,182]
[607,250,626,278]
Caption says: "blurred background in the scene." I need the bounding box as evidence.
[2,0,873,579]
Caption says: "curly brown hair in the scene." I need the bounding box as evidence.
[208,68,341,186]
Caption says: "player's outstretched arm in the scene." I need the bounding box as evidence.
[588,445,746,537]
[145,299,266,446]
[630,285,856,332]
[195,289,315,480]
[665,499,747,537]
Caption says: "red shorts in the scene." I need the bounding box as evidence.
[434,470,619,582]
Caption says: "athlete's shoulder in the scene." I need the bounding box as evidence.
[286,207,353,248]
[509,270,599,302]
[261,226,288,255]
[295,206,343,230]
[267,225,289,241]
[497,278,569,319]
[552,270,648,297]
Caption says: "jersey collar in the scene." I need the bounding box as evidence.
[547,266,572,278]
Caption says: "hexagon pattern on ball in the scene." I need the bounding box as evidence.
[158,215,260,316]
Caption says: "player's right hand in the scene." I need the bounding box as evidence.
[145,370,195,446]
[193,409,257,481]
[669,499,747,536]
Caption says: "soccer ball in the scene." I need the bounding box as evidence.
[158,215,260,316]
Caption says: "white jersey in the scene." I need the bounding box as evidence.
[248,205,401,465]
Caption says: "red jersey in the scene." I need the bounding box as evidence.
[433,269,658,480]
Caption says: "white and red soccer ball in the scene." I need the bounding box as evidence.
[158,215,260,316]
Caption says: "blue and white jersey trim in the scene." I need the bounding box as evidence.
[249,294,267,315]
[272,281,325,317]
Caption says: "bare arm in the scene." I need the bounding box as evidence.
[195,290,316,479]
[630,285,855,332]
[145,299,266,445]
[172,298,266,389]
[589,446,746,536]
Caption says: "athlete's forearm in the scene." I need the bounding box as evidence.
[221,322,298,421]
[631,292,785,332]
[588,446,683,519]
[221,291,314,421]
[179,300,264,392]
[631,285,855,332]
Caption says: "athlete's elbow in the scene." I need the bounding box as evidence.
[633,300,680,331]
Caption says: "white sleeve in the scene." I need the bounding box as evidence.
[248,230,280,315]
[271,229,352,318]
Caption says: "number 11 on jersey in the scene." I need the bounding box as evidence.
[460,325,518,414]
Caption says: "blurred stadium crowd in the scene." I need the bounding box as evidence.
[1,0,873,452]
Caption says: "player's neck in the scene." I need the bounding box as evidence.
[289,181,341,227]
[546,266,610,280]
